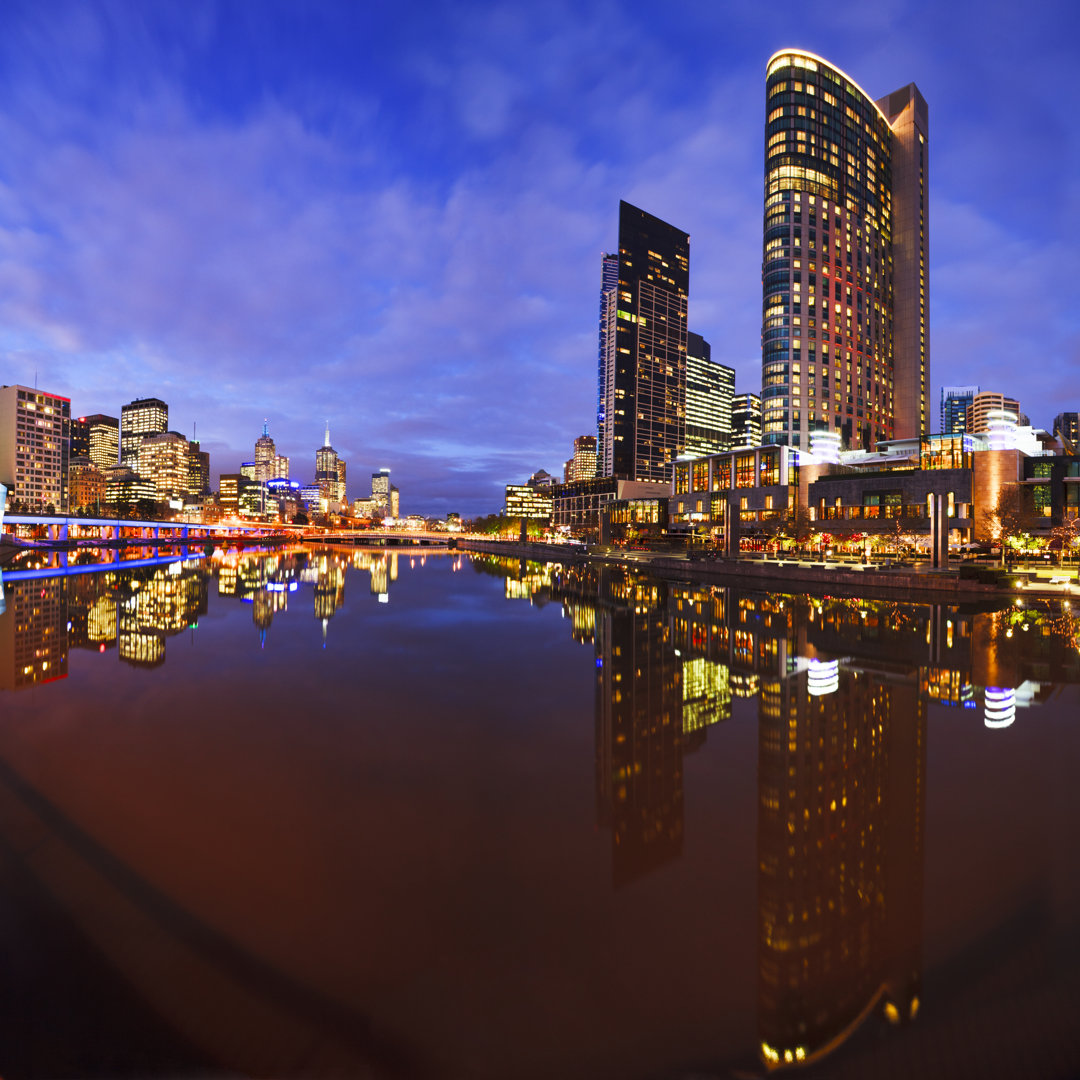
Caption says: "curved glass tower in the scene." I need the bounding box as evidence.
[762,50,928,452]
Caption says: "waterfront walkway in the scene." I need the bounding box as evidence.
[457,539,1079,600]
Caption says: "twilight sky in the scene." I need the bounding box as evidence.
[0,0,1077,516]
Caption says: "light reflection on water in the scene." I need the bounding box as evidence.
[0,548,1077,1079]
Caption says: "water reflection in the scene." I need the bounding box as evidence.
[0,552,1077,1076]
[480,555,1080,1073]
[0,545,417,686]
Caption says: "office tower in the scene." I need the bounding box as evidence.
[121,397,168,468]
[966,391,1021,434]
[254,421,276,481]
[0,384,71,512]
[731,392,762,448]
[571,435,598,481]
[372,468,391,510]
[685,332,735,457]
[597,252,620,476]
[599,201,690,483]
[70,416,91,458]
[315,424,345,503]
[188,441,210,496]
[83,414,120,468]
[762,51,928,451]
[138,432,191,500]
[940,385,979,435]
[1053,412,1079,446]
[69,460,106,513]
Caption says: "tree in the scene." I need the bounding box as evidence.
[1050,515,1080,565]
[981,484,1035,567]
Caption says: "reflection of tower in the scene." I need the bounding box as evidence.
[369,556,389,599]
[756,666,925,1070]
[0,577,69,690]
[313,555,345,643]
[594,568,684,887]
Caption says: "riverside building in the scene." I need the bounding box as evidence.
[762,51,928,452]
[598,201,690,483]
[0,384,71,513]
[685,332,735,457]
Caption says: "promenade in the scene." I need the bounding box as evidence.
[457,538,1079,601]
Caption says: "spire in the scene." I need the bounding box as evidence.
[262,418,269,437]
[324,421,331,447]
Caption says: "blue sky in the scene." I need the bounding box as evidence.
[0,0,1076,516]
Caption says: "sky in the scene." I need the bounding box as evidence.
[0,0,1077,517]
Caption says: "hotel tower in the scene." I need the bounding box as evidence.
[762,50,928,452]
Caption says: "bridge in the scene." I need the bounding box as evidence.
[2,511,281,545]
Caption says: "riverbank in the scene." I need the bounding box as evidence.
[457,538,1078,601]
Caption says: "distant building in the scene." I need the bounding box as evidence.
[120,397,168,469]
[70,416,91,459]
[1053,412,1079,446]
[371,468,391,510]
[685,332,735,457]
[138,432,191,501]
[940,386,979,435]
[570,435,598,481]
[69,458,106,513]
[0,384,71,512]
[598,201,689,483]
[315,424,345,503]
[966,392,1021,434]
[104,465,157,509]
[505,482,553,522]
[731,393,762,449]
[188,441,210,496]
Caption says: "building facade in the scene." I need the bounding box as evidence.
[1053,412,1079,447]
[120,398,168,469]
[0,384,71,512]
[731,393,762,449]
[599,201,690,483]
[138,432,192,501]
[940,385,978,435]
[571,435,598,481]
[597,252,620,476]
[685,332,735,457]
[762,51,928,451]
[966,391,1021,434]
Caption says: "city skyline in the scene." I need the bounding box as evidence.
[0,0,1076,515]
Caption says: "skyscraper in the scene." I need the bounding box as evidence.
[596,252,619,477]
[940,385,979,435]
[570,435,598,482]
[731,392,762,449]
[0,384,71,512]
[1053,412,1079,447]
[599,201,689,483]
[965,391,1021,434]
[120,397,168,468]
[762,51,928,451]
[315,424,345,504]
[685,332,735,457]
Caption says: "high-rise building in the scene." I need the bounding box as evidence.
[138,432,191,501]
[1053,412,1079,446]
[596,252,620,476]
[966,391,1021,434]
[70,416,91,459]
[120,398,168,469]
[315,424,345,503]
[762,51,928,451]
[731,392,762,449]
[940,385,979,435]
[599,201,689,483]
[570,435,598,482]
[188,440,210,496]
[372,468,391,510]
[0,384,71,512]
[254,421,276,481]
[685,332,735,457]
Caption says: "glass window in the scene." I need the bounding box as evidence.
[735,454,755,488]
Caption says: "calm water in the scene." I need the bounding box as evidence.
[0,545,1078,1079]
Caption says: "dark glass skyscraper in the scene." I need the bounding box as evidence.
[762,51,928,452]
[598,201,689,482]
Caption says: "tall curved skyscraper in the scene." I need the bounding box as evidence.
[762,50,928,452]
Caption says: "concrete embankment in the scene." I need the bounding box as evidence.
[456,539,1074,602]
